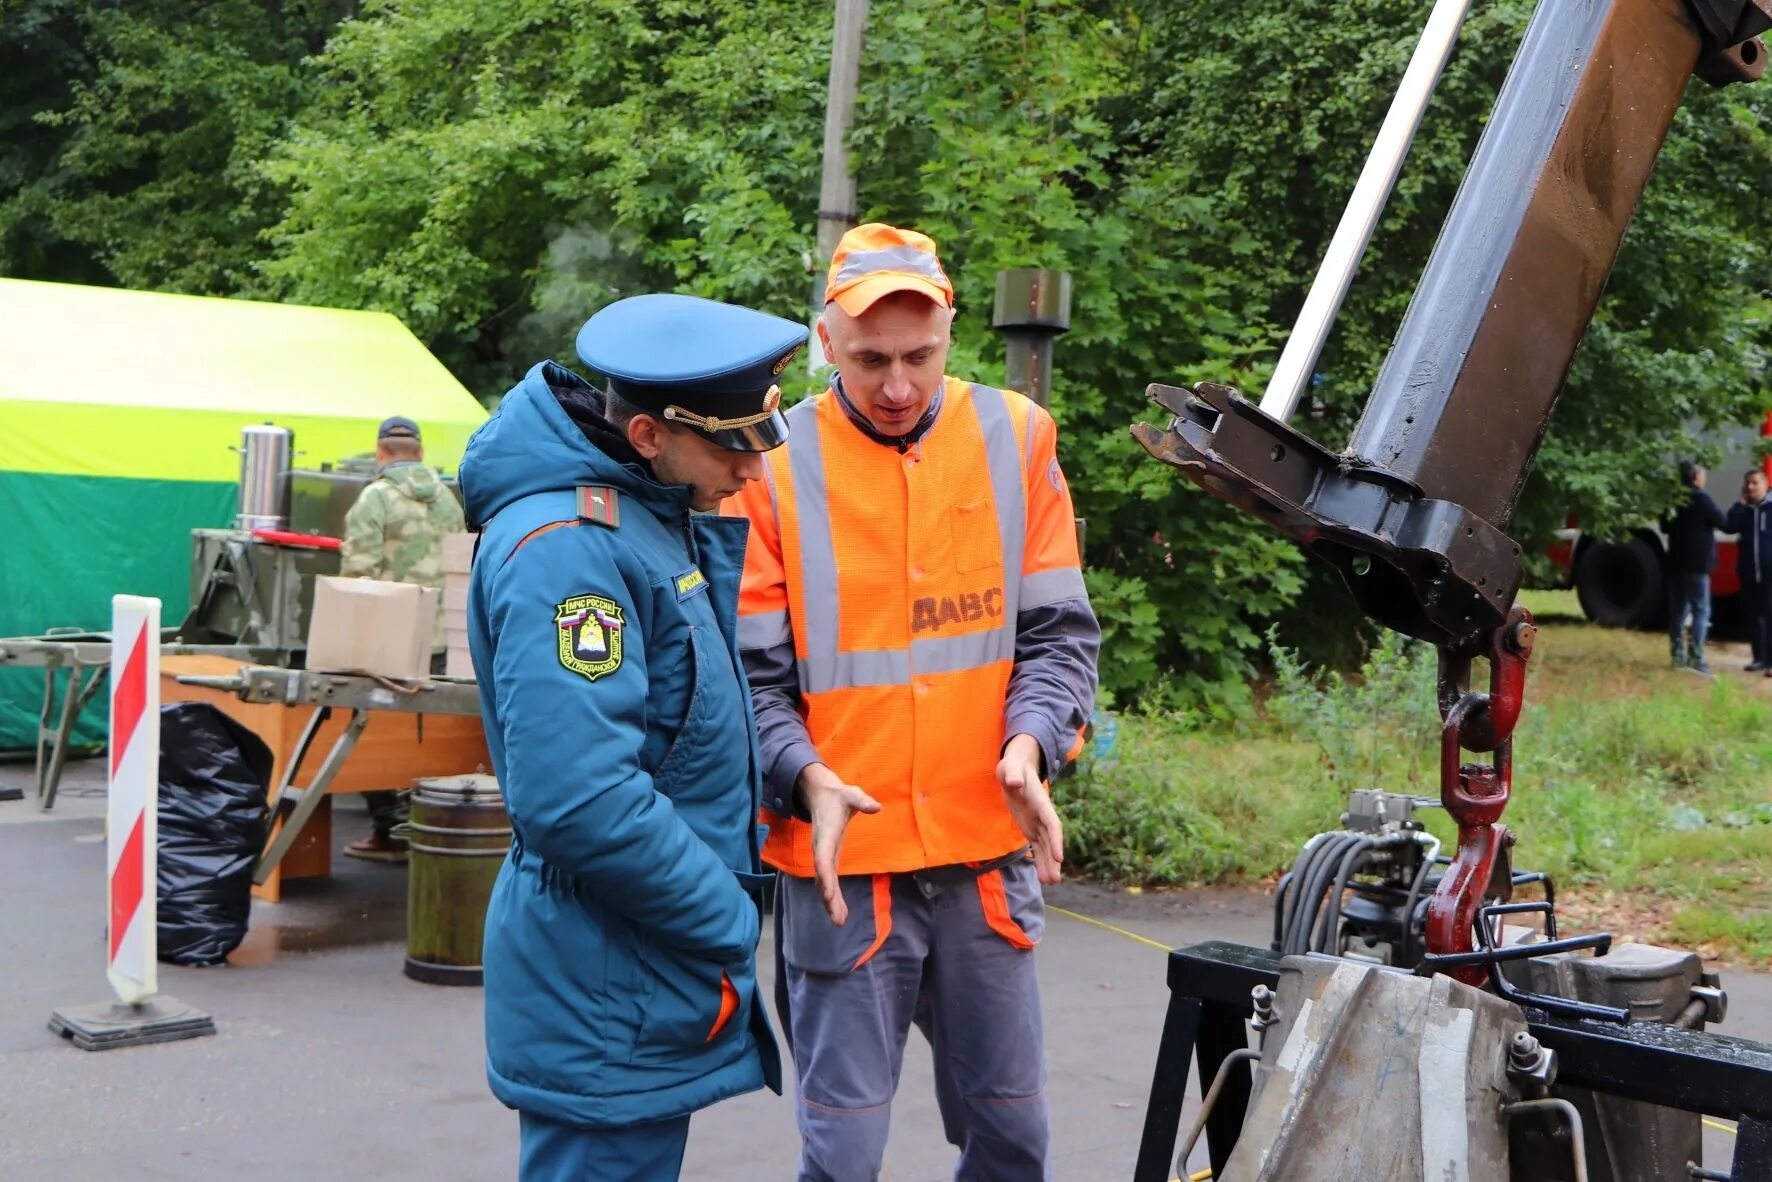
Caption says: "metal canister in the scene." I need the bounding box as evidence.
[235,424,294,530]
[287,464,377,539]
[403,773,509,986]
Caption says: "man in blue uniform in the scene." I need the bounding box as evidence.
[460,293,804,1180]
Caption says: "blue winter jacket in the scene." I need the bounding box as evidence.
[1725,498,1772,584]
[460,360,780,1129]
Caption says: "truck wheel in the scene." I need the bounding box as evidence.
[1574,539,1664,629]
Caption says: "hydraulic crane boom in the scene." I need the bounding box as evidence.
[1131,3,1768,1179]
[1134,0,1768,650]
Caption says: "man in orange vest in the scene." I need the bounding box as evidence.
[726,223,1099,1180]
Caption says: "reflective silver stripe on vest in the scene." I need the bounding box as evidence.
[831,244,949,290]
[738,609,791,651]
[800,648,908,694]
[970,385,1026,664]
[789,387,1027,694]
[1021,566,1086,610]
[786,399,840,683]
[911,626,1016,676]
[798,629,1017,694]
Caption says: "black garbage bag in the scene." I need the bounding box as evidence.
[156,702,273,966]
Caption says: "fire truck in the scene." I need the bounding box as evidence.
[1548,412,1772,629]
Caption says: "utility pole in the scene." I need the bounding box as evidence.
[808,0,869,372]
[991,268,1072,410]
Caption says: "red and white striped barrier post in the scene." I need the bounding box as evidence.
[49,596,215,1051]
[107,595,159,1004]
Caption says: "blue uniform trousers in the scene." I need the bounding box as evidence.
[518,1112,691,1182]
[774,858,1051,1182]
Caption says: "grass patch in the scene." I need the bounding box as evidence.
[1061,615,1772,963]
[1516,587,1585,622]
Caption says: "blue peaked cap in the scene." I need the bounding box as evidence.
[576,293,805,452]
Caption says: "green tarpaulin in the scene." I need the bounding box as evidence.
[0,279,488,751]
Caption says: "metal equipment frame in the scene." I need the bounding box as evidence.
[172,665,483,884]
[1134,941,1772,1182]
[0,633,259,809]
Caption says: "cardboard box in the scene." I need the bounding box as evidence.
[442,532,476,575]
[306,576,439,680]
[443,583,471,612]
[444,605,469,634]
[446,645,476,679]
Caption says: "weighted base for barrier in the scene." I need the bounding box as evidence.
[0,785,22,802]
[48,995,215,1051]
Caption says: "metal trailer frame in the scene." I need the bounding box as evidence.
[0,633,261,809]
[1134,941,1772,1182]
[170,665,484,885]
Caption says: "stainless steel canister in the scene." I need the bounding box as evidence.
[234,423,293,531]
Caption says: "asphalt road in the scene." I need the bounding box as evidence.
[2,759,1763,1179]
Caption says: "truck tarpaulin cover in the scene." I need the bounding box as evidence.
[156,703,273,966]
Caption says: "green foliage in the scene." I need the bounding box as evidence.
[1268,627,1441,794]
[0,0,101,282]
[1062,614,1772,960]
[260,0,828,393]
[251,0,1316,687]
[1,0,346,293]
[1081,567,1162,705]
[1055,707,1337,885]
[6,0,1770,701]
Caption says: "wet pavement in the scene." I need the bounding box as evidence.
[2,758,1766,1179]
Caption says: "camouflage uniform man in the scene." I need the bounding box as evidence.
[339,415,467,861]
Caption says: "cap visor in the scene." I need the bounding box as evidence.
[830,274,952,317]
[697,409,790,453]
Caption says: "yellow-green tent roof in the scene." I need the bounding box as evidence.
[0,279,488,480]
[0,281,491,750]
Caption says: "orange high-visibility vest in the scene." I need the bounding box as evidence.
[729,377,1086,877]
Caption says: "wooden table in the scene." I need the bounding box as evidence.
[162,655,490,901]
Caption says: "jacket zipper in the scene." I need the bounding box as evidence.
[680,512,765,872]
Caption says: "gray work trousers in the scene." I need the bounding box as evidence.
[774,856,1051,1182]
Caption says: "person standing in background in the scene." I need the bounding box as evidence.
[1725,468,1772,676]
[1663,460,1725,675]
[338,415,467,861]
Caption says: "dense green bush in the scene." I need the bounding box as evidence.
[1060,610,1772,960]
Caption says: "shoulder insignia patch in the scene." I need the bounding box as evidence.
[673,568,709,602]
[577,486,621,529]
[555,594,624,681]
[1047,457,1065,494]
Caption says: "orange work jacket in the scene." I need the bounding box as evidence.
[726,377,1086,877]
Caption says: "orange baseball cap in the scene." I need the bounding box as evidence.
[824,223,955,316]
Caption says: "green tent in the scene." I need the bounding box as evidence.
[0,278,489,751]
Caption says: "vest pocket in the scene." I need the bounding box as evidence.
[950,499,1001,573]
